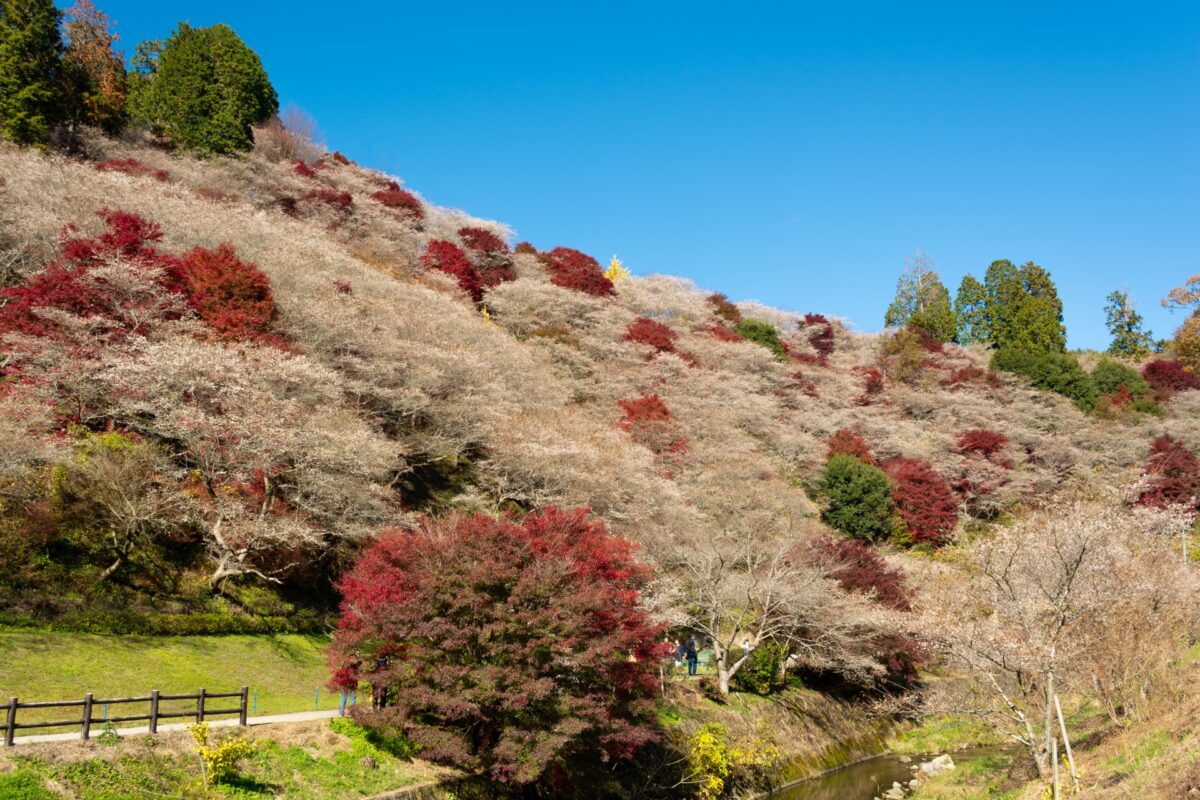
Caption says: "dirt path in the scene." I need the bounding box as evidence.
[9,708,341,746]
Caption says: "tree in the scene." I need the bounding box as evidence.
[0,0,65,145]
[882,458,958,546]
[954,274,988,345]
[883,251,956,342]
[128,23,277,154]
[1172,314,1200,370]
[735,318,786,360]
[61,0,125,132]
[1104,289,1153,358]
[327,508,664,785]
[1005,262,1066,353]
[820,454,895,542]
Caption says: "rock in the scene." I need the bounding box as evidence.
[881,781,906,800]
[918,754,956,778]
[909,779,920,788]
[359,755,377,770]
[898,755,912,763]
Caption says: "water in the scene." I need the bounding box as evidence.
[767,747,1014,800]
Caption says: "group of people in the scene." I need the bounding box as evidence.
[668,635,701,675]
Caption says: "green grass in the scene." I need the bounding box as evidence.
[888,715,1001,755]
[0,629,341,731]
[909,752,1023,800]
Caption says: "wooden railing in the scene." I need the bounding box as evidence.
[3,686,248,746]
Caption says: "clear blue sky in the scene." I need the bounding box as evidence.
[91,1,1199,349]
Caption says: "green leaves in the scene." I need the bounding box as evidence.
[820,454,895,542]
[0,0,65,145]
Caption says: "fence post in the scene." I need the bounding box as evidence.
[4,697,16,747]
[239,686,248,727]
[149,690,160,734]
[81,693,94,741]
[196,688,206,723]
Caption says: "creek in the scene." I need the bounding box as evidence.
[765,747,1015,800]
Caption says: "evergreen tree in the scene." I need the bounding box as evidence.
[984,259,1066,353]
[128,23,276,154]
[1103,289,1154,358]
[954,274,988,344]
[983,259,1020,348]
[821,454,895,542]
[883,250,957,342]
[61,0,125,133]
[0,0,65,145]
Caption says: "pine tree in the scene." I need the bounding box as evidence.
[954,274,988,344]
[883,250,957,342]
[0,0,65,145]
[61,0,125,132]
[984,259,1066,353]
[128,23,277,154]
[983,259,1020,348]
[1104,289,1153,358]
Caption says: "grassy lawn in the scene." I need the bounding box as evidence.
[0,629,343,732]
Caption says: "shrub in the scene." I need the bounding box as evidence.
[624,317,677,354]
[991,348,1099,411]
[291,159,317,178]
[955,429,1011,464]
[876,634,927,688]
[878,327,928,383]
[128,23,277,154]
[369,188,424,222]
[618,394,687,457]
[854,366,885,404]
[514,241,537,255]
[939,364,1003,390]
[302,187,353,212]
[190,721,254,787]
[328,508,664,785]
[542,247,614,296]
[1091,358,1150,398]
[1142,359,1200,394]
[458,226,508,254]
[179,243,279,344]
[735,319,786,360]
[707,293,742,324]
[814,535,912,611]
[803,313,835,362]
[730,640,786,694]
[826,429,876,465]
[1136,435,1200,511]
[883,458,958,546]
[421,240,482,303]
[95,158,170,182]
[820,454,895,542]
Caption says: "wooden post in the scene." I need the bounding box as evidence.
[196,688,206,723]
[81,693,94,741]
[238,686,248,726]
[4,697,16,747]
[1051,735,1060,800]
[149,690,160,734]
[1054,694,1078,788]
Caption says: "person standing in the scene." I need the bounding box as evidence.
[685,636,699,676]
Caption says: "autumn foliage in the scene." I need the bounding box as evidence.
[618,394,688,459]
[458,227,516,288]
[422,240,483,303]
[328,508,664,784]
[815,535,912,611]
[955,429,1012,464]
[623,317,677,354]
[1136,435,1200,511]
[458,226,508,255]
[179,244,281,345]
[883,458,958,546]
[827,429,876,465]
[370,188,424,221]
[1142,359,1200,395]
[95,158,171,182]
[542,247,615,296]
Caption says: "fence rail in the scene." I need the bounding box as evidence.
[4,686,248,746]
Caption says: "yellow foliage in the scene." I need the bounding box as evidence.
[686,722,779,799]
[480,305,493,324]
[605,255,631,284]
[189,721,254,787]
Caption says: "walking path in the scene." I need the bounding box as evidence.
[10,708,340,746]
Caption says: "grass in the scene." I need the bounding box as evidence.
[0,718,448,800]
[887,715,1001,755]
[909,752,1025,800]
[0,628,342,732]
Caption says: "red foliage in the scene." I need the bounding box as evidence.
[514,241,538,255]
[1142,359,1200,395]
[624,317,677,354]
[542,247,614,297]
[458,226,509,254]
[618,393,688,458]
[195,187,236,203]
[292,160,317,178]
[302,188,353,211]
[370,188,424,221]
[704,324,742,343]
[1136,435,1200,510]
[329,151,352,166]
[802,313,835,364]
[906,324,944,354]
[0,209,185,340]
[95,158,171,183]
[827,429,876,465]
[179,244,281,345]
[333,280,352,295]
[875,634,927,687]
[955,429,1011,463]
[422,241,482,303]
[853,366,885,405]
[327,508,663,784]
[883,458,958,546]
[813,535,912,611]
[939,364,1003,390]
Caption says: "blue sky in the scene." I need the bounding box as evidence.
[92,1,1199,349]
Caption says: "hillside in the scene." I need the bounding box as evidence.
[2,127,1200,798]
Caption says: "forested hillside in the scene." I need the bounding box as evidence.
[2,3,1199,798]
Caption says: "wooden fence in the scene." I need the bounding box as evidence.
[4,686,248,746]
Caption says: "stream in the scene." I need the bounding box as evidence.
[766,747,1014,800]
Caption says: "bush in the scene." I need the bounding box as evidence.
[820,455,895,542]
[618,394,687,457]
[814,535,912,611]
[1136,435,1200,511]
[95,158,170,182]
[803,313,835,363]
[513,241,537,255]
[179,243,280,345]
[328,508,664,785]
[292,159,317,178]
[730,640,786,694]
[542,247,614,296]
[421,240,482,303]
[1142,359,1200,394]
[458,226,508,254]
[955,429,1010,463]
[370,188,424,221]
[939,365,1003,390]
[735,319,786,360]
[854,366,885,404]
[302,187,353,212]
[878,326,928,383]
[883,458,958,546]
[128,23,277,154]
[1091,358,1150,398]
[826,429,876,465]
[991,348,1099,411]
[624,317,677,354]
[706,293,742,324]
[0,770,54,800]
[876,634,926,688]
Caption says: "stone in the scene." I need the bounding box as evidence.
[359,755,377,770]
[898,755,912,763]
[918,753,956,778]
